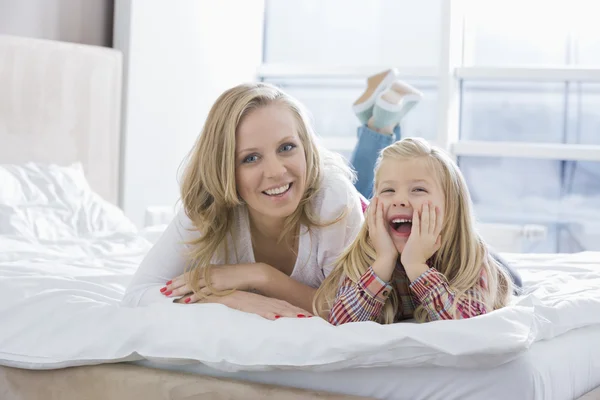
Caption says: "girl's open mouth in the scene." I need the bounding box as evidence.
[390,218,412,236]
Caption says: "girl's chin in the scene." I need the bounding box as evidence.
[392,238,407,253]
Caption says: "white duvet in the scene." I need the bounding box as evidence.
[1,163,600,373]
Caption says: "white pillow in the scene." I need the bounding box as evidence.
[0,162,136,239]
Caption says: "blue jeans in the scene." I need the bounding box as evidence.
[350,124,401,199]
[348,124,523,290]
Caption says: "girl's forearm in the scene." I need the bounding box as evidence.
[371,255,397,282]
[403,262,430,282]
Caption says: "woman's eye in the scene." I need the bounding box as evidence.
[242,154,259,164]
[280,143,296,152]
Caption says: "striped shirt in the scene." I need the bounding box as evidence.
[328,263,489,325]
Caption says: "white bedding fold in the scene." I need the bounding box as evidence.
[1,229,599,372]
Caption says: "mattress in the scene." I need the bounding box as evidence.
[134,322,600,400]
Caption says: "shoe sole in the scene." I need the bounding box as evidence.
[353,69,398,110]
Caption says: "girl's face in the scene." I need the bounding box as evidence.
[374,157,446,253]
[235,103,307,223]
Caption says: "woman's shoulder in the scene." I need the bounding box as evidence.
[167,206,203,243]
[312,167,362,219]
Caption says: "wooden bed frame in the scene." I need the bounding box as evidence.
[0,364,374,400]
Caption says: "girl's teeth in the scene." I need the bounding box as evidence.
[265,184,290,195]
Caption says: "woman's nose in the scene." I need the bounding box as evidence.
[264,156,286,178]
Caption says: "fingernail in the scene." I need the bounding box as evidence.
[308,316,313,318]
[297,314,306,318]
[160,287,167,293]
[274,315,281,319]
[166,280,172,285]
[164,290,172,296]
[184,298,191,304]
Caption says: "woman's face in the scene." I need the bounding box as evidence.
[235,103,307,223]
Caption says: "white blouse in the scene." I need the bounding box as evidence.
[121,173,365,306]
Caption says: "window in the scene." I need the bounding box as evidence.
[460,157,600,252]
[260,0,600,253]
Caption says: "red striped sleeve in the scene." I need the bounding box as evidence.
[328,266,393,325]
[409,267,489,321]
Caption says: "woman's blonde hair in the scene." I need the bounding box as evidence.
[179,82,353,298]
[314,137,512,323]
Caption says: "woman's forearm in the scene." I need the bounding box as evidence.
[254,264,317,313]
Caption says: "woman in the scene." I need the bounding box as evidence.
[122,82,366,319]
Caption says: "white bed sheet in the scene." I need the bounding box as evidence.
[1,166,599,400]
[134,322,600,400]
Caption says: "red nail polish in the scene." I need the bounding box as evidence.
[274,315,281,319]
[160,287,167,293]
[164,290,172,296]
[166,280,172,285]
[297,314,306,318]
[184,298,191,303]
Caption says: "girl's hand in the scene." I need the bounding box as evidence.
[368,196,398,262]
[401,202,442,268]
[189,291,313,320]
[161,263,266,303]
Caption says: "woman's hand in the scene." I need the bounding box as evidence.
[401,202,442,270]
[160,263,266,303]
[190,291,312,320]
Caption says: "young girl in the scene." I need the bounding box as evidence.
[313,137,513,324]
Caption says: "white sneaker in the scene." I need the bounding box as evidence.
[372,80,423,129]
[352,69,399,124]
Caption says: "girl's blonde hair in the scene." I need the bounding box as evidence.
[179,82,353,298]
[313,137,512,323]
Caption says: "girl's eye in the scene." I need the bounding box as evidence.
[280,143,296,152]
[242,154,259,164]
[381,188,394,194]
[413,187,427,193]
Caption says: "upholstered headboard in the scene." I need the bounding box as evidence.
[0,34,122,205]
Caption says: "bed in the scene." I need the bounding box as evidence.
[1,34,600,400]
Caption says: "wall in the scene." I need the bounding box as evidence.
[114,0,265,227]
[0,0,114,47]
